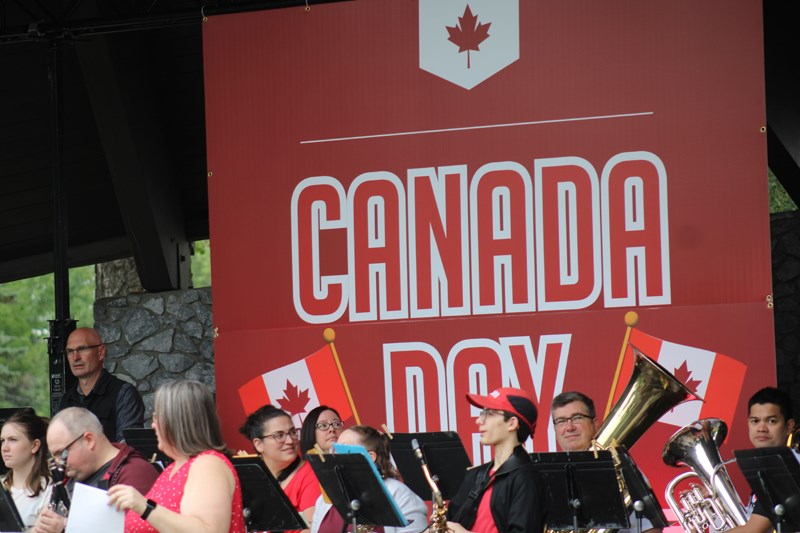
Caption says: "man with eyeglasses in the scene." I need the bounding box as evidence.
[446,387,545,533]
[551,391,601,452]
[31,407,159,533]
[58,327,145,443]
[551,391,662,533]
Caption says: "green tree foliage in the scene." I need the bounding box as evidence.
[769,169,798,213]
[0,266,95,415]
[192,240,212,288]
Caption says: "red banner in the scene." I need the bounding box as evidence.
[203,0,770,507]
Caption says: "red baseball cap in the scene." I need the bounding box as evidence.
[466,387,538,433]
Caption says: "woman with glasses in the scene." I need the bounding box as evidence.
[300,406,344,454]
[239,404,320,532]
[1,408,52,530]
[107,380,246,533]
[310,425,427,533]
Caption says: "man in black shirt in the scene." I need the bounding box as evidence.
[727,387,796,533]
[58,327,145,442]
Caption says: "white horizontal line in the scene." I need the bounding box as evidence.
[300,111,654,144]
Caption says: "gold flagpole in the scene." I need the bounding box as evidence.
[323,327,361,424]
[604,311,639,418]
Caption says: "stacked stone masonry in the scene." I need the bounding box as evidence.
[93,287,215,421]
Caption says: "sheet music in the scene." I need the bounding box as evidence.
[65,483,124,533]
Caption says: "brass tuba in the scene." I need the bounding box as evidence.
[593,348,700,450]
[552,349,699,533]
[662,418,747,532]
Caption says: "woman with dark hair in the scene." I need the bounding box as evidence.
[310,425,427,533]
[1,408,52,529]
[107,380,246,533]
[240,405,320,532]
[299,406,344,454]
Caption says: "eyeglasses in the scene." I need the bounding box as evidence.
[553,414,593,427]
[65,344,103,356]
[315,420,344,431]
[53,432,86,464]
[477,408,505,420]
[259,428,300,443]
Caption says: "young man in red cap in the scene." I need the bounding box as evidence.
[446,387,545,533]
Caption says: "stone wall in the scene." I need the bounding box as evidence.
[772,211,800,411]
[93,288,215,420]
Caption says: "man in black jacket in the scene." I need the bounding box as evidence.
[58,327,145,442]
[447,387,545,533]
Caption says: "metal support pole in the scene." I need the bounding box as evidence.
[47,40,76,416]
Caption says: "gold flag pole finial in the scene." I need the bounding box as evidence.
[323,328,361,424]
[604,311,640,418]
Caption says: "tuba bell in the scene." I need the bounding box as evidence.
[551,349,699,533]
[663,418,748,532]
[593,348,700,450]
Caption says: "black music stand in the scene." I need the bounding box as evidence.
[615,446,669,529]
[231,456,307,532]
[532,450,629,530]
[0,483,25,532]
[390,431,471,501]
[122,428,172,468]
[307,446,407,531]
[734,446,800,533]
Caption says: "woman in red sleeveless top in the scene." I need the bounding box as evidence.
[108,380,246,533]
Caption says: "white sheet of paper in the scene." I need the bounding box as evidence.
[65,482,124,533]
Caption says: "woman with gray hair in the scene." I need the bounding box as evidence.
[108,380,245,533]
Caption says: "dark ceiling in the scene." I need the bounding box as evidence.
[0,1,798,292]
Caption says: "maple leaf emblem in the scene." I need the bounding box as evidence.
[276,380,311,416]
[446,5,491,69]
[672,361,703,394]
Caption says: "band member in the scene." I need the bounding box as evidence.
[446,387,545,533]
[311,425,427,533]
[551,391,662,533]
[728,387,797,533]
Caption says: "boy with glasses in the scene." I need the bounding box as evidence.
[446,387,545,533]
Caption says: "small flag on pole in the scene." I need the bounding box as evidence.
[238,329,359,426]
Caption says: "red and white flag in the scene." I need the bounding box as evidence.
[612,328,747,429]
[238,344,356,426]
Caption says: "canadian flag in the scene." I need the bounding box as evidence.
[613,328,747,429]
[238,344,356,426]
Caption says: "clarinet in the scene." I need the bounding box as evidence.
[48,455,71,516]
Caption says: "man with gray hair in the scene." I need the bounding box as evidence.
[31,407,159,533]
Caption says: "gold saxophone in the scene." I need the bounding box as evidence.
[412,438,448,533]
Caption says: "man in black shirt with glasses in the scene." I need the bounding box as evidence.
[58,327,145,442]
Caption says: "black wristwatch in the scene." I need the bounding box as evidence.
[140,499,158,520]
